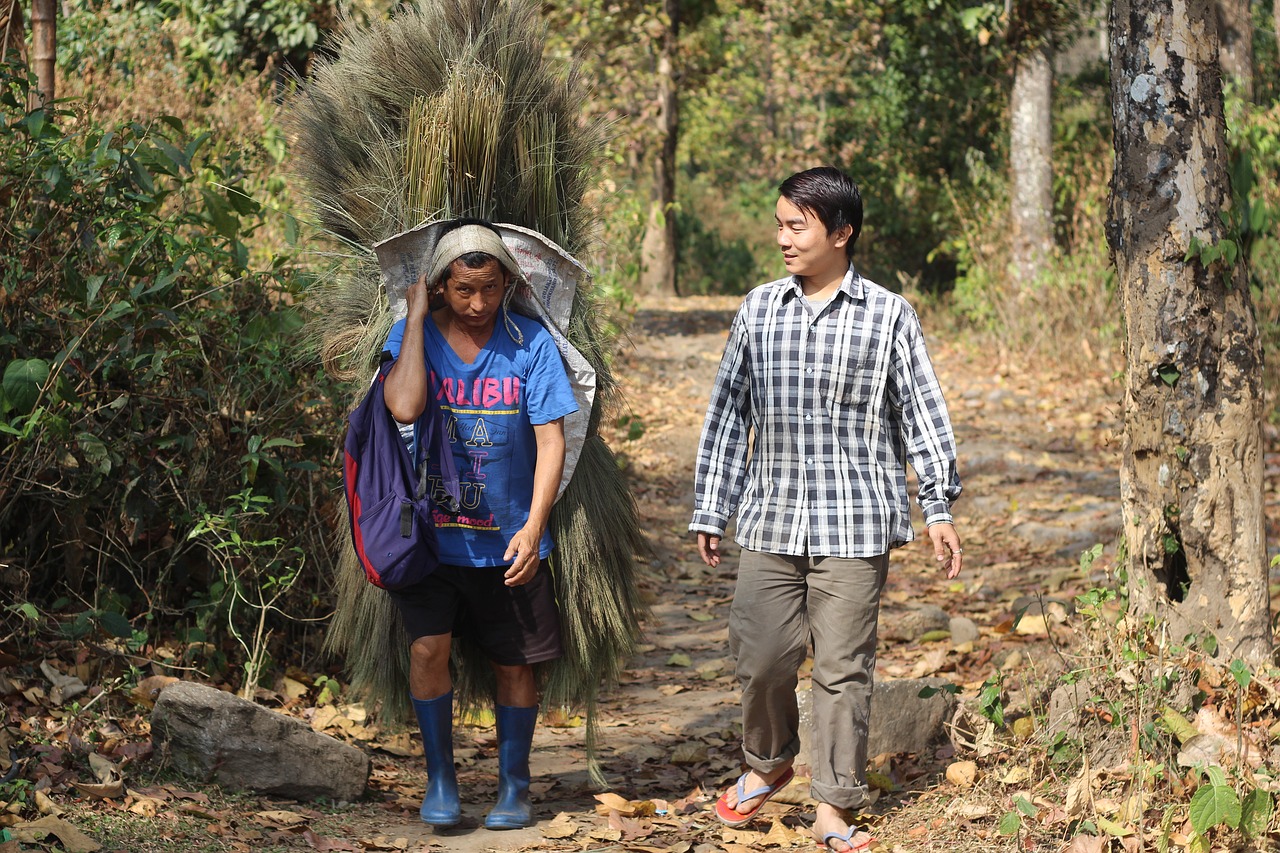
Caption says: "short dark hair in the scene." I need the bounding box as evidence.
[778,167,863,259]
[451,252,502,271]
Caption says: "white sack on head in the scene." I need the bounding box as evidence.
[374,220,596,497]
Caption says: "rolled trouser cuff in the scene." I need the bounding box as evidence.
[741,737,801,775]
[808,779,871,811]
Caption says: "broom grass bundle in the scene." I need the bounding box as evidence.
[288,0,599,252]
[285,0,646,781]
[403,97,447,224]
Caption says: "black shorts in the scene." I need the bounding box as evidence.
[388,560,563,666]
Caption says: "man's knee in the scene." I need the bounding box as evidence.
[491,662,534,685]
[409,635,451,673]
[491,662,537,706]
[736,648,804,687]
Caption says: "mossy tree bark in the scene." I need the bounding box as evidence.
[1107,0,1270,662]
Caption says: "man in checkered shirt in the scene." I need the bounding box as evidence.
[690,167,963,853]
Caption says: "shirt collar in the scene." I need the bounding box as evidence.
[782,264,863,302]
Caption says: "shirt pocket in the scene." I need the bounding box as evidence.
[824,345,878,409]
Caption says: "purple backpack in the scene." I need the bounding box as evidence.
[343,358,460,589]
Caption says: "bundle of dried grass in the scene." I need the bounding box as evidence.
[284,0,646,780]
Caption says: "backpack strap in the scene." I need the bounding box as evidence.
[376,352,462,513]
[417,406,460,512]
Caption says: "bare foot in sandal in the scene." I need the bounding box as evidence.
[812,804,876,852]
[715,765,795,826]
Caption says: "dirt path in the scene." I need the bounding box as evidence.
[334,294,1128,853]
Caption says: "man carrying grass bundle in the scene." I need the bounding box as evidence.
[291,0,646,836]
[383,219,578,831]
[690,167,964,853]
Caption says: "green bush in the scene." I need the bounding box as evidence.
[1236,108,1280,395]
[0,65,340,688]
[675,175,773,295]
[675,208,759,295]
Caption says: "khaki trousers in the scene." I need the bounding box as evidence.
[728,549,889,810]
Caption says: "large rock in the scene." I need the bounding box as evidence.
[885,605,951,642]
[948,616,981,646]
[795,677,956,770]
[867,678,957,756]
[151,682,369,802]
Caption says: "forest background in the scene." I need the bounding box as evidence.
[1,0,1280,847]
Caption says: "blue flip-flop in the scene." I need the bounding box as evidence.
[714,766,796,827]
[820,826,877,853]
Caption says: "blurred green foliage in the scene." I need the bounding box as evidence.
[58,0,328,85]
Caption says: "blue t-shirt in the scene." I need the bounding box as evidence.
[384,311,579,567]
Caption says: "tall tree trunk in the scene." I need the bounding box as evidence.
[1010,44,1054,286]
[762,5,777,153]
[1107,0,1269,662]
[1215,0,1254,101]
[2,0,26,64]
[30,0,56,109]
[639,0,679,296]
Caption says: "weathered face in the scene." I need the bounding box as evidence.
[775,196,851,280]
[439,260,508,332]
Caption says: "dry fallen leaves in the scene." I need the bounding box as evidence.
[126,796,163,817]
[771,774,814,806]
[372,731,417,757]
[72,753,125,801]
[670,743,708,765]
[302,829,360,851]
[175,802,224,821]
[255,809,308,827]
[1062,833,1106,853]
[128,675,178,709]
[607,808,654,840]
[1064,768,1094,818]
[33,790,62,816]
[588,825,622,841]
[944,800,992,820]
[759,818,807,847]
[10,815,101,853]
[945,760,978,788]
[594,791,635,816]
[999,766,1030,785]
[39,661,89,706]
[721,826,762,844]
[541,811,579,839]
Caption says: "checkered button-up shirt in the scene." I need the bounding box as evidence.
[690,267,961,557]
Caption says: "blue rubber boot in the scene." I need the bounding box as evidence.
[411,692,461,827]
[484,704,538,830]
